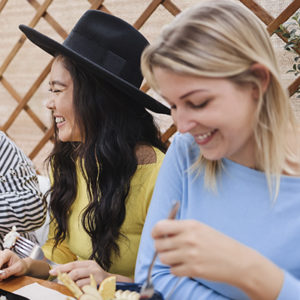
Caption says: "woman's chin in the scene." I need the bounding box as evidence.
[58,135,70,142]
[201,151,224,162]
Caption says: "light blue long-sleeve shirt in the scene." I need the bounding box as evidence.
[135,133,300,299]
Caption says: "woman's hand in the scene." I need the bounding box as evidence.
[152,219,283,300]
[152,219,248,281]
[0,249,29,280]
[49,260,110,288]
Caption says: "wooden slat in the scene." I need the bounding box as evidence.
[88,0,111,13]
[89,0,105,9]
[0,78,21,102]
[29,125,54,159]
[267,0,300,34]
[239,0,274,25]
[0,0,53,77]
[26,0,54,28]
[133,0,162,29]
[162,0,181,16]
[239,0,300,54]
[98,6,111,13]
[0,35,26,77]
[0,77,47,132]
[162,124,176,144]
[288,76,300,97]
[0,0,59,139]
[27,0,68,39]
[2,60,53,131]
[0,0,8,14]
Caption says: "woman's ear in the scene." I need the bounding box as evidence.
[250,63,270,94]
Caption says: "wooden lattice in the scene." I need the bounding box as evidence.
[0,0,299,173]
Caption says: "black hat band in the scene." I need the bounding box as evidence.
[64,31,127,80]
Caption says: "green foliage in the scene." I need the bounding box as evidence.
[276,11,300,98]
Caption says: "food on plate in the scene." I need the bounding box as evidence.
[114,290,140,299]
[58,272,141,300]
[58,272,83,298]
[98,276,116,300]
[3,226,20,249]
[90,274,97,289]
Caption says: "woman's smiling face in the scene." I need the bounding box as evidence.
[153,67,258,167]
[46,57,81,142]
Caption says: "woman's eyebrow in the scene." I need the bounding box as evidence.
[49,80,67,87]
[179,89,209,100]
[161,89,209,102]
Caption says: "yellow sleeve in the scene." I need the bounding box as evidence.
[42,218,77,264]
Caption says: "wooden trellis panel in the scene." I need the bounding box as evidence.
[241,0,300,96]
[0,0,299,173]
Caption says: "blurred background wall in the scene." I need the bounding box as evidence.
[0,0,298,174]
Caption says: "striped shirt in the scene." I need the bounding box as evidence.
[0,131,47,249]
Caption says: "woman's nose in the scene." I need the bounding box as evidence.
[46,97,55,110]
[173,108,197,134]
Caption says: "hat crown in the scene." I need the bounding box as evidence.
[63,10,148,88]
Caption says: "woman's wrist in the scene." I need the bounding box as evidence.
[110,272,133,283]
[236,249,284,300]
[22,257,34,275]
[23,257,51,279]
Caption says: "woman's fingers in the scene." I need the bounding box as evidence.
[154,220,200,252]
[0,249,26,280]
[68,266,94,282]
[153,219,258,283]
[169,263,194,277]
[50,261,79,275]
[158,247,184,265]
[0,260,27,280]
[75,277,91,288]
[50,260,95,275]
[154,233,181,253]
[50,260,108,286]
[152,220,184,239]
[0,249,15,268]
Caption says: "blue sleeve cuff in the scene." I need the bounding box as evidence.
[277,271,300,300]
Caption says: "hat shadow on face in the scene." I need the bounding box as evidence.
[19,10,170,115]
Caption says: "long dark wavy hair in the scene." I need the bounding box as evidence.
[46,55,166,270]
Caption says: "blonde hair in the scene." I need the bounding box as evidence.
[141,0,297,197]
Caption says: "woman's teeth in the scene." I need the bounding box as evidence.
[55,117,65,124]
[196,129,216,141]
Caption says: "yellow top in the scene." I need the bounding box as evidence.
[42,147,164,278]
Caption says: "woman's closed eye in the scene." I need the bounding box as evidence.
[48,88,62,94]
[170,99,210,111]
[188,99,210,109]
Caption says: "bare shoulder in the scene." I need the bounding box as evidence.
[135,144,157,165]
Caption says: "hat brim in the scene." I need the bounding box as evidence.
[19,25,170,115]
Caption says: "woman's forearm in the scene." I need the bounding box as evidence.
[114,274,134,283]
[234,249,284,300]
[23,257,51,279]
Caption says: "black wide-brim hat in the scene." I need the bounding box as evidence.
[19,10,170,115]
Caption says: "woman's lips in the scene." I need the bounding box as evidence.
[194,129,217,145]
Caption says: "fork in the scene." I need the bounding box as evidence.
[139,201,180,299]
[13,236,56,266]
